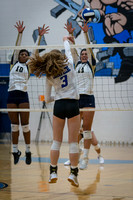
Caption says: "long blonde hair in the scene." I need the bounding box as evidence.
[28,49,68,78]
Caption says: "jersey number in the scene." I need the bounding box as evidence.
[60,75,68,88]
[16,66,23,72]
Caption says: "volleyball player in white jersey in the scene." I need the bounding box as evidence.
[7,21,50,165]
[64,21,104,169]
[28,36,80,187]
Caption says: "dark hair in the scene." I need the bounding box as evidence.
[19,49,30,56]
[80,48,87,56]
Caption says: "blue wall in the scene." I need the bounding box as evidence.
[0,64,11,135]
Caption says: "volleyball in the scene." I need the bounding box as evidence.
[82,8,95,22]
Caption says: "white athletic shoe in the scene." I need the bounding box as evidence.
[68,173,79,187]
[64,159,71,166]
[98,155,104,164]
[49,172,58,183]
[79,158,88,170]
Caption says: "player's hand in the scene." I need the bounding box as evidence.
[38,24,50,36]
[67,36,75,44]
[79,21,90,33]
[14,21,25,33]
[63,36,75,44]
[64,21,75,34]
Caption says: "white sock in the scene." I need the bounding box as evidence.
[83,148,89,158]
[51,164,57,168]
[13,144,18,153]
[71,166,78,169]
[25,144,30,153]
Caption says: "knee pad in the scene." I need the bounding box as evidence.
[22,124,30,133]
[94,144,100,150]
[11,124,19,132]
[69,142,79,154]
[83,130,92,139]
[51,140,61,151]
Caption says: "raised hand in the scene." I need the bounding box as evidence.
[14,21,25,33]
[79,21,90,33]
[63,36,75,44]
[67,35,75,44]
[38,24,50,36]
[64,21,75,34]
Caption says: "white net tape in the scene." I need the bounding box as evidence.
[0,43,133,50]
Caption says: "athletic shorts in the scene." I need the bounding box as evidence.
[7,90,29,105]
[53,99,79,119]
[79,94,95,108]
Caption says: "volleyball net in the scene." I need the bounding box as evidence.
[0,43,133,112]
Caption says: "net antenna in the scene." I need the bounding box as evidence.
[35,95,53,143]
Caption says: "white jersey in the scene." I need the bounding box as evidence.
[75,61,94,95]
[8,61,29,92]
[45,40,79,103]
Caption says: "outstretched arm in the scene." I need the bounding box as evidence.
[12,21,25,64]
[63,35,75,66]
[29,24,50,75]
[79,21,96,68]
[15,20,25,46]
[64,21,79,65]
[34,24,50,55]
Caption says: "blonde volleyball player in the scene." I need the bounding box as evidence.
[28,36,80,187]
[64,21,104,169]
[7,21,50,165]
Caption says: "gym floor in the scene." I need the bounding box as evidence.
[0,141,133,200]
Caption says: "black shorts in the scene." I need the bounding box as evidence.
[79,94,95,108]
[7,90,29,105]
[54,99,79,119]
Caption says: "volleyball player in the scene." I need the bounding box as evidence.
[7,21,50,165]
[64,21,104,169]
[28,36,80,187]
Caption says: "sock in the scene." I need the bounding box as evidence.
[71,166,78,169]
[83,148,89,158]
[25,144,30,153]
[51,164,57,168]
[13,144,18,153]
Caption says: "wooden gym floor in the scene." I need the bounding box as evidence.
[0,141,133,200]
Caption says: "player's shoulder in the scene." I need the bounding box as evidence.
[10,61,19,70]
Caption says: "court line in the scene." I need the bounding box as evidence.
[19,157,133,164]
